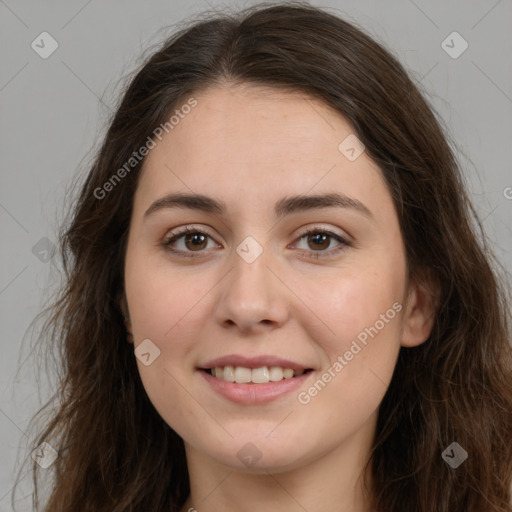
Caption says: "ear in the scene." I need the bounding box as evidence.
[118,290,130,320]
[118,291,134,343]
[400,273,439,348]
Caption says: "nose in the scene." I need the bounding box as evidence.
[214,246,290,334]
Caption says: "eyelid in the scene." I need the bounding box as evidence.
[164,224,216,239]
[292,223,351,243]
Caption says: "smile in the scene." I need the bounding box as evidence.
[198,367,314,404]
[204,365,311,384]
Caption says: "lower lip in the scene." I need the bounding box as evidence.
[199,369,313,404]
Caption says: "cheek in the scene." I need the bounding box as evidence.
[124,258,214,433]
[300,264,405,353]
[293,260,404,412]
[125,252,210,343]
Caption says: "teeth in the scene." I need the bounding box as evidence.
[234,366,251,383]
[223,365,235,382]
[209,366,307,384]
[269,366,284,381]
[251,367,270,383]
[283,368,294,379]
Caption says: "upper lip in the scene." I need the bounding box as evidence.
[199,354,313,371]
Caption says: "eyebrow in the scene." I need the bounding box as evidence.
[143,192,373,220]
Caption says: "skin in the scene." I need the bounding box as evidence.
[122,84,436,512]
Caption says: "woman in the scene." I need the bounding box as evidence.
[21,2,512,511]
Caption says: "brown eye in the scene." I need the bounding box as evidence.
[184,232,208,251]
[292,228,350,259]
[306,232,331,250]
[162,227,219,257]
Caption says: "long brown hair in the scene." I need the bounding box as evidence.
[16,2,512,511]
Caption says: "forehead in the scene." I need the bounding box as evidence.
[155,84,353,163]
[134,84,389,217]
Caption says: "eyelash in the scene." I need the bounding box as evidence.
[161,225,351,260]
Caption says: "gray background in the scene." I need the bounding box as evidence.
[1,0,511,510]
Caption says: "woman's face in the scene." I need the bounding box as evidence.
[123,84,429,473]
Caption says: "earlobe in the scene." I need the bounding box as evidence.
[400,277,439,348]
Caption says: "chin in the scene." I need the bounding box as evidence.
[195,434,315,474]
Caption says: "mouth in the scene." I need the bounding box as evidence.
[197,354,316,404]
[197,365,315,404]
[199,366,314,384]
